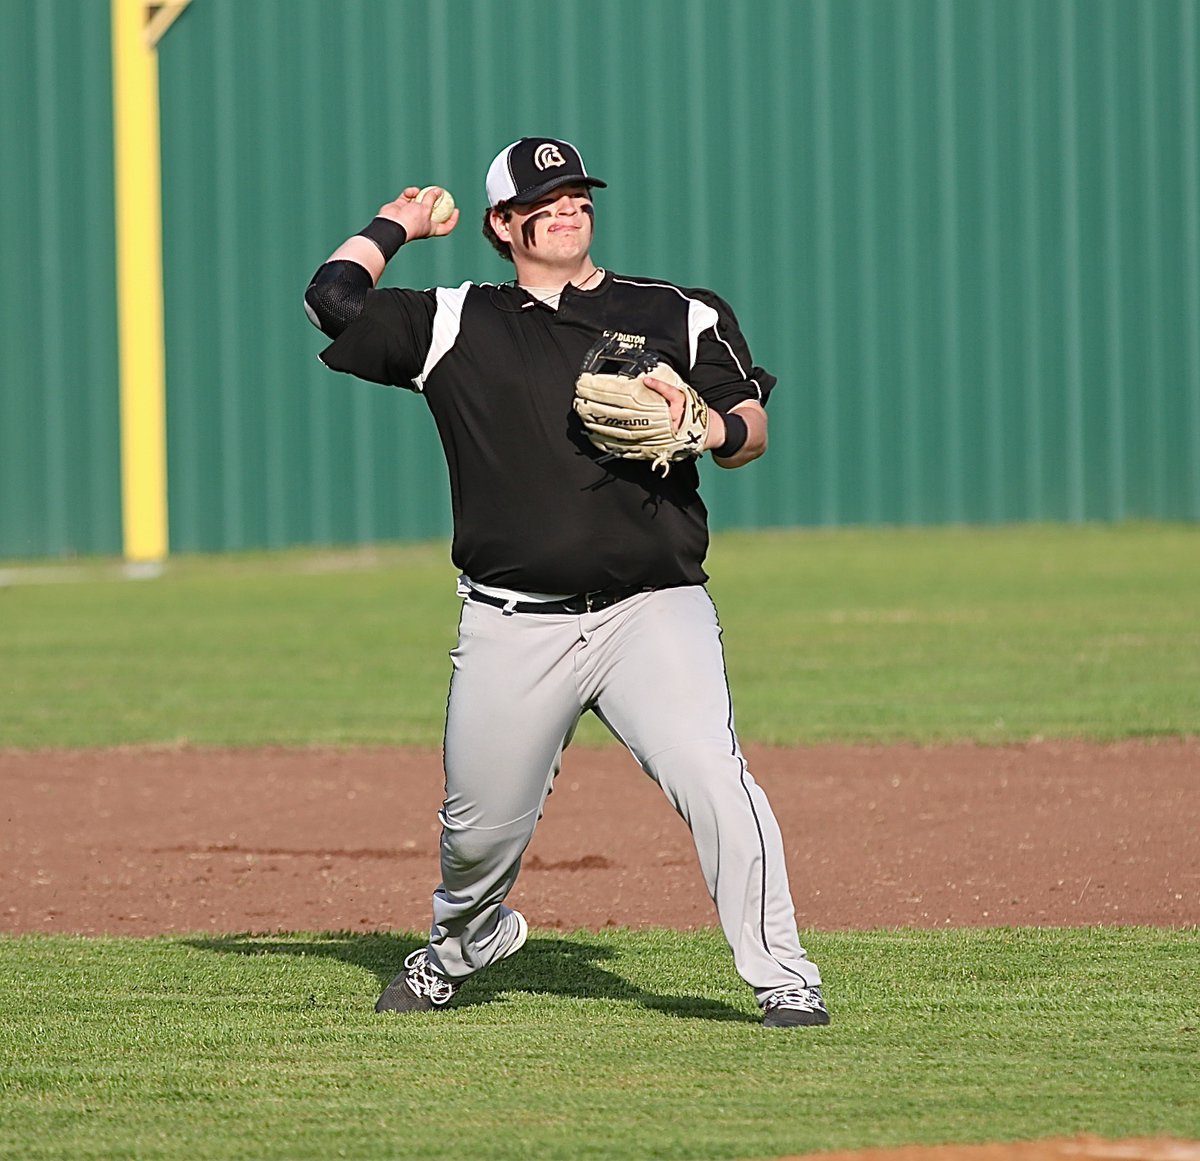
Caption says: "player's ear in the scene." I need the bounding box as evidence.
[490,209,513,244]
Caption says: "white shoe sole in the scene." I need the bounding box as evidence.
[500,908,528,961]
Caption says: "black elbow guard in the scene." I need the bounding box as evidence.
[303,260,374,338]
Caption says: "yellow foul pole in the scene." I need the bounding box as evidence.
[111,0,169,562]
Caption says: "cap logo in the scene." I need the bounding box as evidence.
[533,143,567,171]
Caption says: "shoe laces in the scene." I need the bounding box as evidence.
[403,949,456,1006]
[764,985,825,1013]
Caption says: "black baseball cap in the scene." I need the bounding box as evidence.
[485,137,607,207]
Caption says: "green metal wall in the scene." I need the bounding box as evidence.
[1,0,122,559]
[3,0,1198,559]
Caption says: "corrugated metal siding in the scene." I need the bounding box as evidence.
[155,0,1200,548]
[4,0,1197,560]
[736,0,1200,530]
[0,1,121,559]
[159,0,459,552]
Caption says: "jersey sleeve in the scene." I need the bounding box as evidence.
[686,288,777,411]
[317,287,439,390]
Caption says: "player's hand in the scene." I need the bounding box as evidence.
[643,375,735,452]
[642,373,730,453]
[377,187,459,240]
[641,374,685,431]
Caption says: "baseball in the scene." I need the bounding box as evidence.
[418,186,455,224]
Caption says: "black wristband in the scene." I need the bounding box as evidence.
[357,217,407,261]
[713,411,749,458]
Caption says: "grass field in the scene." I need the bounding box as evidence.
[2,522,1197,748]
[1,928,1197,1161]
[1,523,1197,1159]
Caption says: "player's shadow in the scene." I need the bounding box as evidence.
[186,931,755,1023]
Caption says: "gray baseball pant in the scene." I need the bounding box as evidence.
[427,584,821,1002]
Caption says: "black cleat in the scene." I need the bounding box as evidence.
[761,985,831,1028]
[375,947,457,1013]
[375,909,528,1014]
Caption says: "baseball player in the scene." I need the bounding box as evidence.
[303,137,828,1028]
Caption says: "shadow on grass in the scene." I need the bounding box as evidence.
[186,931,754,1024]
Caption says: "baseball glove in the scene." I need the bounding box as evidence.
[573,334,709,475]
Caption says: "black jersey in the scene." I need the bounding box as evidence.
[318,271,776,593]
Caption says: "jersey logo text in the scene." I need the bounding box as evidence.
[604,330,645,348]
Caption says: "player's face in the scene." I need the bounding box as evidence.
[503,184,594,263]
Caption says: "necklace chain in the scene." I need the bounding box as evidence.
[489,267,605,313]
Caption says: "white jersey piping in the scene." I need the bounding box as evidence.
[608,275,761,401]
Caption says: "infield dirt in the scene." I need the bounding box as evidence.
[4,740,1197,1161]
[776,1138,1200,1161]
[2,738,1196,936]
